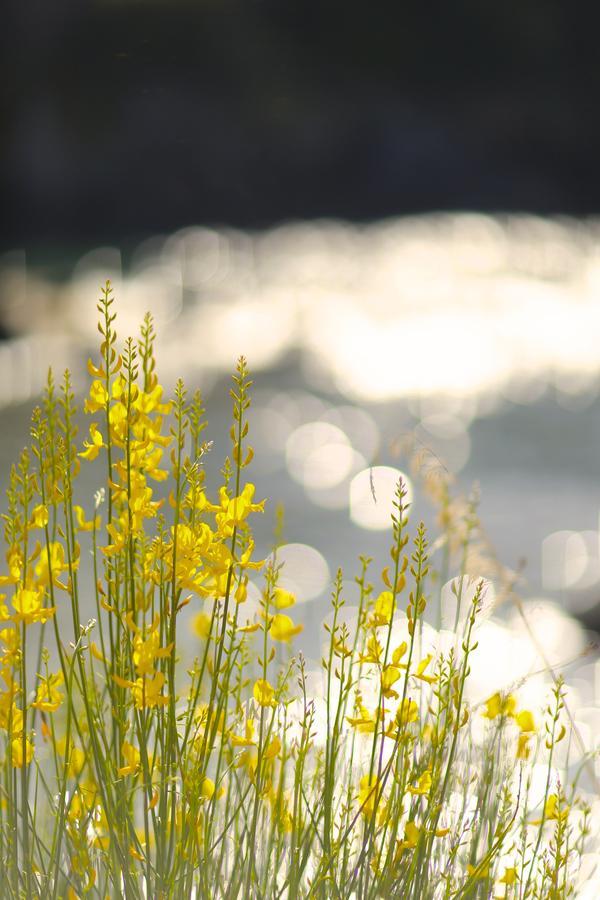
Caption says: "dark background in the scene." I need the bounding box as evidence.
[2,0,599,251]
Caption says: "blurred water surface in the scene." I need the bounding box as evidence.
[2,212,600,634]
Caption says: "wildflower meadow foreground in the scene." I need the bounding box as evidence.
[0,283,598,899]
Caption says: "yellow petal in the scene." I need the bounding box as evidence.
[264,737,282,760]
[253,679,275,707]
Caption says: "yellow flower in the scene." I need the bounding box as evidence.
[392,642,408,665]
[516,732,532,760]
[234,579,248,604]
[135,672,168,709]
[408,769,432,796]
[126,471,162,532]
[118,741,141,777]
[347,703,378,734]
[56,739,86,778]
[0,696,23,734]
[34,541,74,589]
[193,612,212,639]
[216,484,266,532]
[69,747,86,778]
[127,614,173,676]
[229,717,256,747]
[0,544,23,585]
[183,486,211,516]
[238,620,260,634]
[269,613,303,643]
[31,671,64,713]
[404,820,420,847]
[413,654,436,684]
[101,519,128,557]
[253,679,275,707]
[268,787,293,834]
[114,670,169,710]
[11,586,56,626]
[90,642,106,663]
[11,736,34,768]
[200,776,225,801]
[516,709,535,733]
[79,423,105,461]
[358,774,381,819]
[73,506,100,532]
[0,627,19,673]
[0,597,10,623]
[236,747,258,780]
[87,358,106,379]
[273,588,295,609]
[466,862,489,879]
[529,793,569,825]
[29,504,49,529]
[395,820,420,858]
[126,441,168,482]
[133,382,171,417]
[371,590,394,626]
[165,521,220,592]
[499,867,518,885]
[264,736,282,760]
[129,843,145,862]
[395,698,418,727]
[238,540,264,571]
[482,692,516,720]
[359,634,384,664]
[381,665,402,699]
[108,399,128,446]
[83,380,108,414]
[201,777,216,800]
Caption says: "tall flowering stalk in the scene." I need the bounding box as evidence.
[0,282,593,898]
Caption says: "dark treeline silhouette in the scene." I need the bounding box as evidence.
[2,0,600,249]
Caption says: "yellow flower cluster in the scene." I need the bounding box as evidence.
[482,691,537,759]
[0,288,582,900]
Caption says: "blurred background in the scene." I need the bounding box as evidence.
[3,0,600,654]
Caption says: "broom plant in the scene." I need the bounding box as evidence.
[0,282,594,898]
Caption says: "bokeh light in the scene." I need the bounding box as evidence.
[542,530,600,595]
[274,543,330,602]
[6,214,600,407]
[349,466,412,531]
[286,422,354,490]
